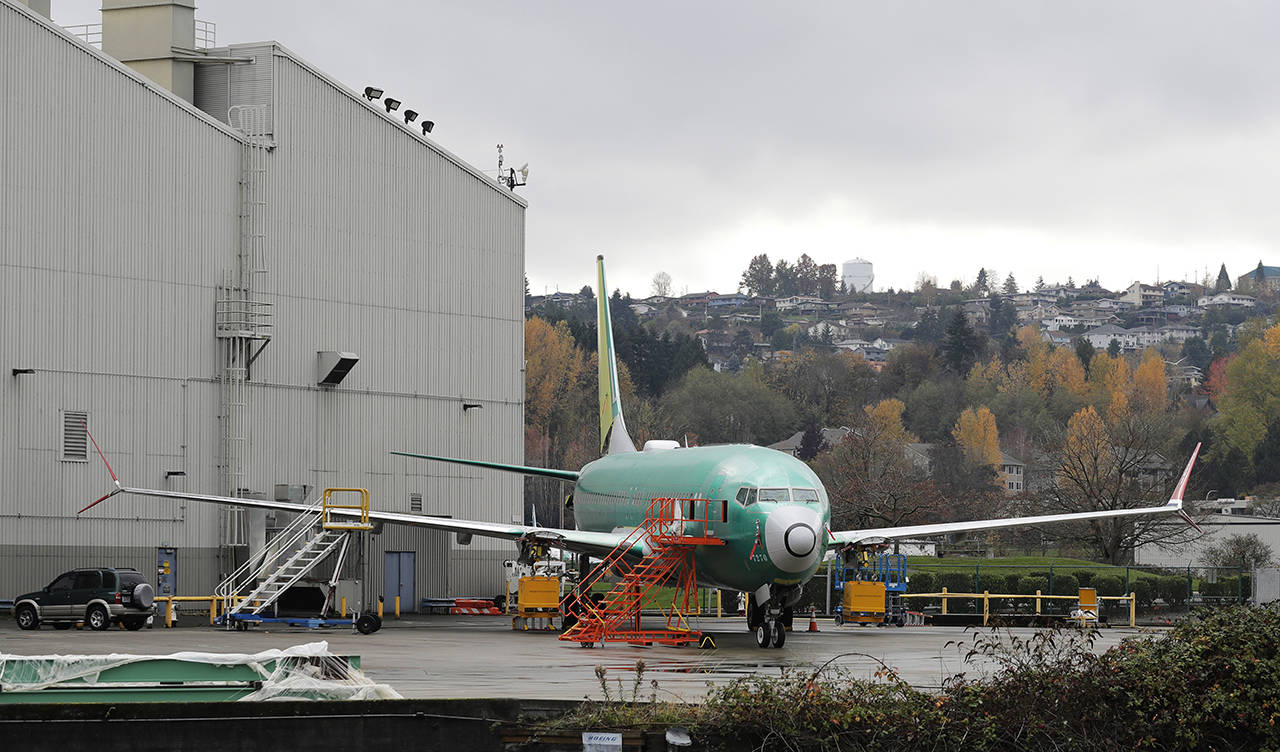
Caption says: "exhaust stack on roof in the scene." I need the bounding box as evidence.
[101,0,196,102]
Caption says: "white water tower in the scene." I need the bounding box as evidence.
[842,258,874,293]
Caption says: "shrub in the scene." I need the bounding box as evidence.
[908,571,935,593]
[1133,577,1156,607]
[1093,574,1124,597]
[1072,569,1095,587]
[1017,575,1049,595]
[1157,575,1189,608]
[1052,573,1079,597]
[941,572,975,611]
[1003,573,1023,594]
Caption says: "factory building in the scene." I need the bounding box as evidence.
[0,0,526,606]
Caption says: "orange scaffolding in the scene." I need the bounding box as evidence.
[560,497,725,647]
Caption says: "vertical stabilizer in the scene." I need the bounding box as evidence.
[596,256,636,455]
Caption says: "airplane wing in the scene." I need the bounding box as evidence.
[80,486,639,560]
[831,443,1201,547]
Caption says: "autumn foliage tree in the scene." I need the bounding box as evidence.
[953,406,1001,469]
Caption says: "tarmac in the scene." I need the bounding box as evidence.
[0,613,1165,701]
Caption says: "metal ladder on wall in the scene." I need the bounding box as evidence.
[215,489,374,625]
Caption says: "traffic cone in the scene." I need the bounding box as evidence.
[807,606,819,632]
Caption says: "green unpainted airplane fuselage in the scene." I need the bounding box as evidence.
[572,443,830,592]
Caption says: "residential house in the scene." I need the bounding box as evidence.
[1159,323,1200,343]
[1000,453,1026,494]
[708,292,750,309]
[1092,298,1134,312]
[1121,281,1164,308]
[1198,292,1256,309]
[809,320,852,339]
[776,295,829,313]
[1082,324,1137,351]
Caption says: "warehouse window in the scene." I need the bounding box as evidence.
[61,410,89,462]
[410,493,423,513]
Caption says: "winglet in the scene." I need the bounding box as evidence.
[1169,442,1203,532]
[79,422,123,515]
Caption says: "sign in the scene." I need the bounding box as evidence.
[582,731,623,752]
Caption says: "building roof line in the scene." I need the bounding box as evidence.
[224,40,528,209]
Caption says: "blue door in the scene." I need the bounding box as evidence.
[384,551,416,613]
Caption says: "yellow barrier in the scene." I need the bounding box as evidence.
[378,598,384,619]
[153,596,222,627]
[395,595,401,619]
[341,597,347,618]
[904,591,1139,627]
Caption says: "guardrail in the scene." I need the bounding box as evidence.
[903,588,1138,627]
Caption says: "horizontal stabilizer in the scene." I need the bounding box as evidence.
[390,451,580,481]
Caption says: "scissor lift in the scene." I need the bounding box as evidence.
[832,550,909,626]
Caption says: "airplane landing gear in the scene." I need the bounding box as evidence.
[747,589,790,649]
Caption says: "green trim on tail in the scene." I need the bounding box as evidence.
[390,451,580,480]
[596,255,635,455]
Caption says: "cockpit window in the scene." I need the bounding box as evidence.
[735,487,759,506]
[758,488,790,503]
[792,488,820,503]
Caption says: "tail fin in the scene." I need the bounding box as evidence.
[596,255,635,455]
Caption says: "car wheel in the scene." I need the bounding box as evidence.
[754,623,770,648]
[770,620,787,648]
[123,618,146,631]
[15,604,39,630]
[86,604,110,631]
[492,594,507,612]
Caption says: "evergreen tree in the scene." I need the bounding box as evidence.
[1074,338,1096,374]
[942,310,985,373]
[1215,264,1232,293]
[795,254,820,296]
[1002,273,1018,296]
[974,268,989,296]
[1253,419,1280,485]
[774,259,799,297]
[914,308,944,343]
[740,254,775,297]
[1107,339,1122,357]
[796,423,829,461]
[817,264,838,300]
[1034,276,1045,291]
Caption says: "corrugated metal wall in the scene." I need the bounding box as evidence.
[1,6,525,600]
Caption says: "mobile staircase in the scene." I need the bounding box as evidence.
[214,488,378,632]
[560,497,725,647]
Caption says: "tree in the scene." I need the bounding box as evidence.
[1202,533,1275,568]
[1034,276,1045,291]
[651,271,672,297]
[1074,338,1096,374]
[796,423,828,461]
[1002,273,1018,296]
[987,294,1017,340]
[794,254,820,297]
[1107,339,1121,357]
[974,268,990,296]
[1046,405,1195,564]
[768,349,877,425]
[1253,419,1280,485]
[817,264,838,300]
[740,254,775,297]
[1217,324,1280,460]
[659,367,798,445]
[760,311,784,338]
[810,400,951,531]
[953,406,1001,469]
[1180,337,1212,373]
[1215,264,1232,293]
[941,310,985,374]
[914,308,944,343]
[774,259,798,297]
[1131,349,1169,414]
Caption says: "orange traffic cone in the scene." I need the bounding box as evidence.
[808,606,819,632]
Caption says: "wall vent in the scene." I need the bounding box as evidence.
[317,351,359,387]
[60,410,89,462]
[410,493,423,513]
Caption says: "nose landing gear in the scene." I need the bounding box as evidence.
[747,588,795,648]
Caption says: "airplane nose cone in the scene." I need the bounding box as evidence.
[763,505,823,573]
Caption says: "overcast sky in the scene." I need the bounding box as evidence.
[55,1,1280,298]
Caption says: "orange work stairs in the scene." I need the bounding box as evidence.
[560,497,725,647]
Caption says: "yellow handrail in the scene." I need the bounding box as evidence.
[322,487,372,530]
[902,590,1138,627]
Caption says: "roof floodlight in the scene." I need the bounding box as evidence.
[421,120,434,134]
[404,109,419,124]
[363,86,383,100]
[384,98,401,113]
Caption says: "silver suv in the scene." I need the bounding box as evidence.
[14,567,155,631]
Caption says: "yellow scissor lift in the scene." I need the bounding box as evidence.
[832,550,909,627]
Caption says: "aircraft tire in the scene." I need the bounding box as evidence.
[770,620,786,648]
[754,623,770,648]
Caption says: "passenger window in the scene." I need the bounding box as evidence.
[102,571,117,590]
[73,571,100,589]
[49,574,74,591]
[793,488,820,503]
[758,488,790,503]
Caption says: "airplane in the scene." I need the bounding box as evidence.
[83,255,1201,649]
